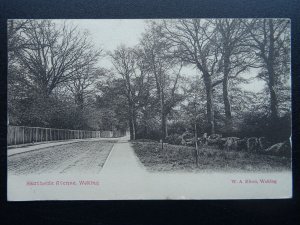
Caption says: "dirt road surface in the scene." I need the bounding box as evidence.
[8,140,115,175]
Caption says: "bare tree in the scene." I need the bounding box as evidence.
[14,20,99,97]
[141,23,183,143]
[212,19,255,132]
[246,19,290,121]
[110,46,138,140]
[7,20,31,111]
[183,75,207,166]
[132,47,157,138]
[67,54,103,110]
[8,19,30,58]
[162,19,221,134]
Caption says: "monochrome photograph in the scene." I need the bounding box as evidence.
[7,19,292,200]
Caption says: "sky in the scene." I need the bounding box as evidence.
[55,19,266,93]
[71,19,146,51]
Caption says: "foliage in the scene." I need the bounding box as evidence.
[165,134,182,145]
[238,111,291,143]
[8,19,291,145]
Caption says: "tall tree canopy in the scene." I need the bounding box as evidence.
[8,19,291,143]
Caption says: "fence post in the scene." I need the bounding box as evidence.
[22,127,24,144]
[14,127,16,145]
[30,127,33,143]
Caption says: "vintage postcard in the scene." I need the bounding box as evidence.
[7,19,292,200]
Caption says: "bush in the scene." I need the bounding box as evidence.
[167,121,187,136]
[238,112,291,143]
[165,134,182,145]
[182,131,194,140]
[136,129,162,141]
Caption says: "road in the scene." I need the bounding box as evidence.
[8,140,115,175]
[7,136,292,200]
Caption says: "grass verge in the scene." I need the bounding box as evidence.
[131,141,291,172]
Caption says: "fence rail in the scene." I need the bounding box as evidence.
[7,125,126,146]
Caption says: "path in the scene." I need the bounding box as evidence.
[101,135,146,175]
[7,136,293,200]
[98,135,153,199]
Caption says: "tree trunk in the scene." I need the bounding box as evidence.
[129,117,134,140]
[75,92,84,110]
[161,92,166,140]
[128,109,136,140]
[202,71,215,135]
[223,74,233,132]
[222,51,233,133]
[165,118,168,137]
[160,91,166,150]
[142,111,148,138]
[132,112,137,140]
[128,94,136,140]
[267,19,279,121]
[267,65,279,121]
[194,122,199,166]
[161,113,167,139]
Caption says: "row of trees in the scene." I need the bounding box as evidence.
[8,20,105,130]
[105,19,290,142]
[8,19,291,143]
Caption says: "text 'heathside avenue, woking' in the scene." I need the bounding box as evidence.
[26,180,100,186]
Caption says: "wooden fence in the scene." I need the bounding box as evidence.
[7,125,126,146]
